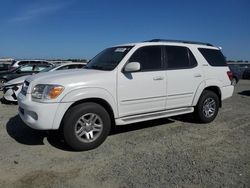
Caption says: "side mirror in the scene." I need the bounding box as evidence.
[124,62,141,73]
[16,69,21,74]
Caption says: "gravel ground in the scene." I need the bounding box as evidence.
[0,80,249,188]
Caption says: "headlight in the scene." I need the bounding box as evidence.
[31,84,64,101]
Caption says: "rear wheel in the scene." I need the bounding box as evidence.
[62,102,111,151]
[195,90,219,123]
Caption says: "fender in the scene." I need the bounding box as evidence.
[60,87,118,118]
[192,79,222,106]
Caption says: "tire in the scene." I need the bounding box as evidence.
[195,90,219,123]
[231,78,237,86]
[62,102,111,151]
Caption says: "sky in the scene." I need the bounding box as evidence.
[0,0,249,60]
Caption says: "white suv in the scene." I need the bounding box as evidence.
[17,39,234,151]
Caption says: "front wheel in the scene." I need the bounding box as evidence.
[195,90,219,123]
[62,102,111,151]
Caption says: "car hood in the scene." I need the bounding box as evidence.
[5,75,30,86]
[26,69,114,91]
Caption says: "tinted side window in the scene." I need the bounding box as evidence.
[57,65,69,70]
[29,61,38,65]
[129,46,162,71]
[68,65,81,69]
[18,61,29,65]
[165,46,191,69]
[77,64,85,68]
[198,48,226,66]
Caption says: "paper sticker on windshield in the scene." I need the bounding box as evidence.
[115,48,127,52]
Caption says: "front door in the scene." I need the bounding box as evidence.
[117,46,167,117]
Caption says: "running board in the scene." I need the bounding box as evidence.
[115,107,194,125]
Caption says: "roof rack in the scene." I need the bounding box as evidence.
[145,39,214,47]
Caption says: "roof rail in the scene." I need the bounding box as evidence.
[145,39,214,47]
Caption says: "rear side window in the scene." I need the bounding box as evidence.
[78,64,85,68]
[41,61,49,64]
[165,46,197,69]
[29,61,49,65]
[29,61,38,65]
[57,65,69,70]
[198,48,226,66]
[18,61,29,65]
[129,46,162,71]
[68,64,82,69]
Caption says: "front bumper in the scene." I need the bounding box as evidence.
[17,93,72,130]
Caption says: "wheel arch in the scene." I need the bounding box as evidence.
[58,97,116,130]
[69,98,115,120]
[203,86,222,107]
[192,82,222,108]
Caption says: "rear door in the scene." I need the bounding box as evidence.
[165,46,203,109]
[117,46,167,117]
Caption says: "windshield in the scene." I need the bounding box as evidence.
[12,65,27,72]
[86,46,133,71]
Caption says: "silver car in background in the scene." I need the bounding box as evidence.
[2,63,85,102]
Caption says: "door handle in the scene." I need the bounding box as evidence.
[153,76,164,80]
[194,74,202,78]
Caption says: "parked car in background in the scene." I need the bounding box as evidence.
[2,63,85,102]
[9,60,52,71]
[228,64,242,86]
[0,64,52,90]
[0,63,10,71]
[242,68,250,79]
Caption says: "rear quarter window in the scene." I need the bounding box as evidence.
[198,48,227,66]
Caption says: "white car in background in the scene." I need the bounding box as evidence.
[9,60,53,71]
[2,63,85,102]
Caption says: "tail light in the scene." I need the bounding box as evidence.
[227,71,233,81]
